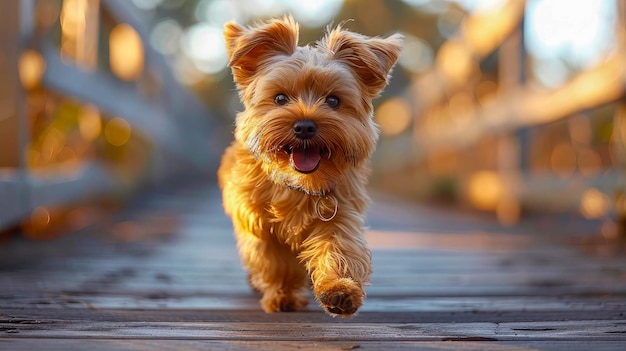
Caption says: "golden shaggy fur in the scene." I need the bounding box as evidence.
[218,15,402,317]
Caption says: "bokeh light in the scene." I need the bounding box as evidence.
[462,0,520,55]
[109,23,144,81]
[436,41,474,85]
[104,117,132,147]
[580,188,610,219]
[150,19,184,56]
[19,50,46,90]
[398,35,435,74]
[180,22,227,75]
[376,98,412,137]
[60,0,87,42]
[131,0,163,11]
[525,0,617,87]
[195,0,240,25]
[78,105,102,142]
[286,0,344,27]
[468,171,503,211]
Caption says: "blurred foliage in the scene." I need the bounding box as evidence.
[147,0,457,125]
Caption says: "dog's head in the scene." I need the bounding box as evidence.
[224,16,402,194]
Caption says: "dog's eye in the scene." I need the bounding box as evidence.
[325,95,340,109]
[274,94,289,106]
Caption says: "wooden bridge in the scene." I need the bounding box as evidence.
[2,181,626,350]
[1,1,626,350]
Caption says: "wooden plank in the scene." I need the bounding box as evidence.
[3,290,626,313]
[2,339,624,351]
[2,228,625,299]
[2,304,625,324]
[2,318,626,342]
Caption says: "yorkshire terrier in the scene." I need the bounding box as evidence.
[218,15,402,317]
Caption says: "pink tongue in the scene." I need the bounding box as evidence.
[290,146,321,173]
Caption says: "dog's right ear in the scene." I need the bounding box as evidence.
[322,27,403,98]
[224,16,299,89]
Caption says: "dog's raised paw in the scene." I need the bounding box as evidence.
[319,291,356,315]
[317,278,363,317]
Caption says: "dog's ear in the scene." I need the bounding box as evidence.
[323,27,403,97]
[224,16,299,89]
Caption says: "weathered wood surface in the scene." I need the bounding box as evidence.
[1,183,626,350]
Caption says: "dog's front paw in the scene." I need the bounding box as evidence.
[317,278,364,317]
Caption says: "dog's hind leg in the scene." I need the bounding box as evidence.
[236,232,309,312]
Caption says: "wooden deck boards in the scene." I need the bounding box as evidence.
[1,183,626,350]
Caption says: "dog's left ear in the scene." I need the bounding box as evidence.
[224,16,299,89]
[323,28,403,97]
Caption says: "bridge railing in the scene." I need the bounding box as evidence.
[372,0,625,233]
[0,0,225,231]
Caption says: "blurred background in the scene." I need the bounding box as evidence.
[0,0,624,240]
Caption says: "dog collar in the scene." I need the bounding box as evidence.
[284,183,338,221]
[315,194,338,222]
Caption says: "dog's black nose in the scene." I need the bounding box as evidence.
[293,120,317,139]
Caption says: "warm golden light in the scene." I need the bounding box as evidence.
[78,104,102,141]
[580,188,610,219]
[462,0,522,56]
[60,0,87,39]
[19,50,46,89]
[468,171,503,211]
[436,41,473,85]
[109,23,144,81]
[104,117,132,146]
[376,97,411,136]
[59,0,99,67]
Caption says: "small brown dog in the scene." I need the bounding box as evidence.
[218,15,402,317]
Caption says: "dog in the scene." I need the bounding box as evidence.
[218,15,402,317]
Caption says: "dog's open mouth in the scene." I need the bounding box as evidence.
[283,145,322,174]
